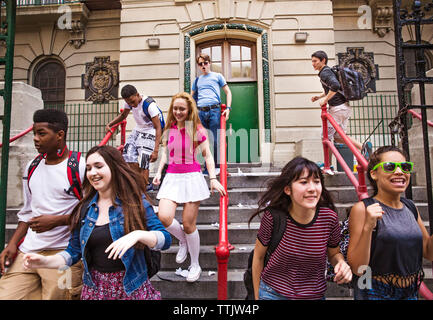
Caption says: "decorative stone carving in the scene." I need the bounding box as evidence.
[337,47,378,93]
[82,56,119,103]
[68,20,86,49]
[368,0,393,37]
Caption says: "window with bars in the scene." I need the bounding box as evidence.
[33,59,66,109]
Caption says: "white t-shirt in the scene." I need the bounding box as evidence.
[17,155,86,253]
[124,95,160,135]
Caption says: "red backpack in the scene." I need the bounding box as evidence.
[27,151,83,200]
[14,151,83,252]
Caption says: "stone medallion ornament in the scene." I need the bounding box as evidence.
[82,56,119,103]
[337,47,378,93]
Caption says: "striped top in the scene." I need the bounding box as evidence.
[257,207,341,300]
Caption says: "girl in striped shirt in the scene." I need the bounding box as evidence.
[250,157,352,300]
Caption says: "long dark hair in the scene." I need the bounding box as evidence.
[69,146,149,247]
[248,157,336,225]
[367,145,409,196]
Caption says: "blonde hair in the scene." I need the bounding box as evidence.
[162,92,204,151]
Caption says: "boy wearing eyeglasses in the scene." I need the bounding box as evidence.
[191,53,232,175]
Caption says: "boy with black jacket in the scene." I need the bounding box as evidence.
[311,51,371,172]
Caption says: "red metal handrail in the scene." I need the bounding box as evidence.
[215,104,232,300]
[321,104,368,200]
[98,110,127,153]
[408,109,433,128]
[0,125,33,148]
[322,104,433,299]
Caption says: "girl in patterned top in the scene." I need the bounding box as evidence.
[249,157,352,300]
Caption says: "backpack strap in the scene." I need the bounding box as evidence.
[66,151,82,200]
[192,77,199,102]
[265,208,288,265]
[400,197,419,221]
[142,96,165,130]
[26,153,46,194]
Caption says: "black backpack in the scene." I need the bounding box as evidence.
[192,77,199,103]
[78,199,161,279]
[243,208,288,300]
[331,65,367,101]
[325,197,419,286]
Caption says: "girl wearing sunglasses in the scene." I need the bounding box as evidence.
[347,146,433,299]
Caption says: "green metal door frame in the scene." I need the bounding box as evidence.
[0,0,17,251]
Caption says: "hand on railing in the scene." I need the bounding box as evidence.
[100,109,127,148]
[321,104,368,200]
[215,104,232,300]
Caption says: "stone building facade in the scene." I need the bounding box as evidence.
[3,0,433,166]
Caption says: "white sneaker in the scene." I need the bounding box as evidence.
[176,241,188,264]
[186,265,202,282]
[323,168,335,176]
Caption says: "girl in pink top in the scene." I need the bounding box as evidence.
[153,92,225,282]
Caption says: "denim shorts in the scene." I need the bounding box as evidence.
[258,280,325,300]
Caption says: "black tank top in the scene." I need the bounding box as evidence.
[369,199,423,280]
[86,223,125,273]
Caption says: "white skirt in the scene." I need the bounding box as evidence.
[156,171,210,203]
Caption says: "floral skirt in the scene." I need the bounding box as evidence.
[81,270,161,300]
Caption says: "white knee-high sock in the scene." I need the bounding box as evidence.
[166,219,187,244]
[185,229,200,267]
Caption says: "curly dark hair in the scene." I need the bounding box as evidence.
[367,145,408,196]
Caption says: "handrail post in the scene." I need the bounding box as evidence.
[215,104,230,300]
[356,164,369,200]
[321,104,331,170]
[120,119,127,146]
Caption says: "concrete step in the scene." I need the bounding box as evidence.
[169,223,258,246]
[161,244,254,270]
[5,201,431,226]
[151,266,433,300]
[151,185,430,206]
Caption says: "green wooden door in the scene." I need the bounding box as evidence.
[221,82,259,163]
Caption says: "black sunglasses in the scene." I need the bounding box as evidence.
[198,61,209,66]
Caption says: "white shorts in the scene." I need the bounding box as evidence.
[325,103,352,142]
[156,172,210,203]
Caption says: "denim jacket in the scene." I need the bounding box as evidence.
[58,193,171,295]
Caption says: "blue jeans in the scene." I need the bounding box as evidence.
[259,280,325,300]
[198,107,220,169]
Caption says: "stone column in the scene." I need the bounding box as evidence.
[0,82,43,207]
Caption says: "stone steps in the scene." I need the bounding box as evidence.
[4,170,433,300]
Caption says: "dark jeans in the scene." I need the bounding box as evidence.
[198,107,220,169]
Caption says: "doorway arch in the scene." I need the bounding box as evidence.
[184,23,271,144]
